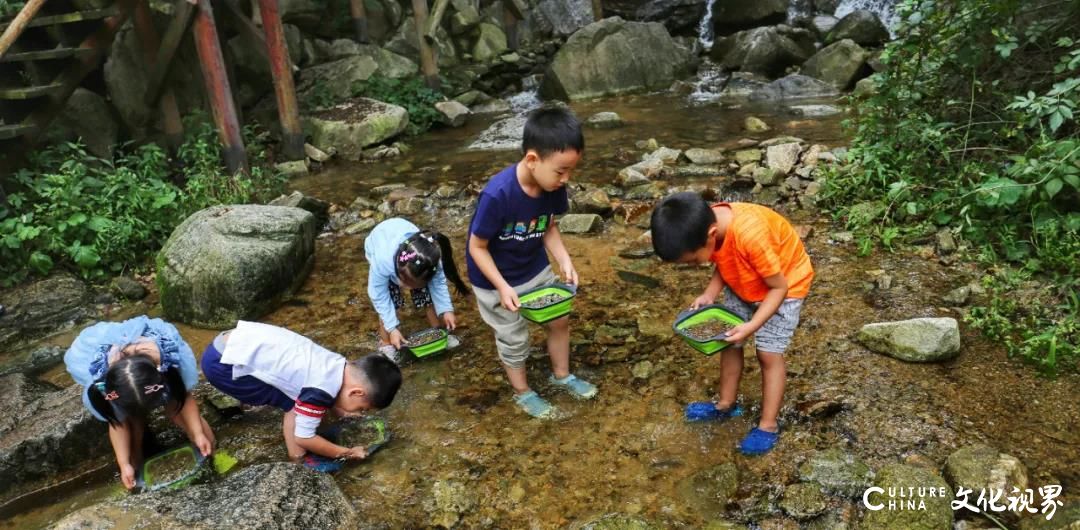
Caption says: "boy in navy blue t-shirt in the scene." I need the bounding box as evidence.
[466,107,598,418]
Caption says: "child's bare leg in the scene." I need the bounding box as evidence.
[757,350,786,431]
[282,411,306,462]
[545,316,570,379]
[424,306,440,327]
[504,365,530,394]
[716,346,744,409]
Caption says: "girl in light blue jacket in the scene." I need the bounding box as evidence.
[364,218,469,361]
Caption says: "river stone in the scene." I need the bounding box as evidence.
[788,104,842,117]
[1017,501,1080,530]
[110,276,147,301]
[578,514,658,530]
[450,2,481,34]
[268,190,330,225]
[828,9,889,47]
[296,55,378,105]
[798,448,874,498]
[744,116,770,132]
[0,273,92,351]
[427,479,476,528]
[943,286,972,306]
[385,17,458,68]
[468,115,525,150]
[643,147,682,164]
[853,76,879,98]
[0,345,65,377]
[0,374,108,499]
[435,100,471,127]
[861,464,953,530]
[780,483,830,520]
[710,26,816,78]
[305,98,409,161]
[754,167,784,186]
[572,188,613,216]
[734,149,763,165]
[586,112,624,129]
[711,0,787,33]
[684,148,725,165]
[42,88,119,160]
[49,462,354,530]
[615,270,662,289]
[559,214,603,234]
[624,182,664,201]
[540,17,695,101]
[857,317,961,362]
[677,463,739,516]
[802,39,870,90]
[811,15,839,36]
[157,205,317,329]
[766,142,802,174]
[750,74,840,101]
[536,0,594,37]
[473,23,508,62]
[944,444,1028,494]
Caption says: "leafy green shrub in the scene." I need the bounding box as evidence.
[351,75,446,135]
[0,0,26,17]
[821,0,1080,372]
[0,114,286,286]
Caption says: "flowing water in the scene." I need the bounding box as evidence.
[3,92,1078,528]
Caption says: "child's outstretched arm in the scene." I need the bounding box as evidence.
[542,222,578,286]
[693,268,727,310]
[367,266,404,347]
[428,266,457,330]
[107,422,138,489]
[469,233,519,310]
[282,411,365,460]
[725,273,788,344]
[171,395,214,457]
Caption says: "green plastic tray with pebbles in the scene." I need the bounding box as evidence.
[672,304,745,355]
[518,283,577,324]
[339,417,391,456]
[137,444,208,492]
[404,327,448,358]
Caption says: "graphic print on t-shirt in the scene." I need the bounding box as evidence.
[501,214,550,241]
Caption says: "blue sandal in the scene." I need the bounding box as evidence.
[739,427,780,455]
[514,390,555,419]
[685,402,743,422]
[302,453,344,473]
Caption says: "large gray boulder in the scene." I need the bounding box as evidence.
[711,0,787,33]
[828,9,889,46]
[385,16,458,67]
[540,17,695,101]
[320,40,418,78]
[49,463,355,530]
[296,55,378,106]
[0,374,108,500]
[861,464,953,530]
[750,74,840,100]
[467,115,526,151]
[536,0,595,37]
[857,317,961,362]
[42,88,118,159]
[944,444,1029,495]
[305,98,409,160]
[633,0,708,35]
[157,205,317,329]
[710,26,816,78]
[801,39,870,89]
[0,274,92,351]
[472,22,508,62]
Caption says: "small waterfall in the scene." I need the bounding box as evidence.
[696,0,718,50]
[834,0,900,37]
[507,75,543,114]
[687,59,730,104]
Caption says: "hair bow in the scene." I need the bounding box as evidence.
[398,250,419,263]
[144,384,165,394]
[104,390,120,401]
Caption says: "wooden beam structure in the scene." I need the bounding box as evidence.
[502,0,527,20]
[592,0,603,21]
[348,0,369,43]
[411,0,439,90]
[192,0,248,175]
[503,3,518,51]
[423,0,449,44]
[0,0,48,58]
[133,0,184,150]
[144,0,196,108]
[219,0,270,64]
[257,0,304,160]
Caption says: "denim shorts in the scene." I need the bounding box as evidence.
[722,287,804,354]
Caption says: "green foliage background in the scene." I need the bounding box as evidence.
[822,0,1080,372]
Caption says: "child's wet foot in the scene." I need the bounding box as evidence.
[548,374,598,399]
[738,427,780,455]
[685,402,743,422]
[514,390,555,418]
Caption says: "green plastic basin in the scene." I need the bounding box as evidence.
[138,444,208,492]
[672,304,746,355]
[404,327,448,358]
[518,283,576,324]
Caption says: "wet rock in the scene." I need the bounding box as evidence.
[675,165,724,178]
[754,167,783,186]
[811,15,839,36]
[468,114,525,150]
[394,196,429,215]
[42,88,118,160]
[678,463,739,516]
[618,159,666,186]
[847,201,886,226]
[858,317,961,362]
[586,112,624,129]
[780,483,830,520]
[937,229,957,255]
[744,116,770,132]
[157,205,317,329]
[371,183,407,196]
[944,444,1028,494]
[642,146,682,164]
[385,17,458,68]
[578,514,658,530]
[0,274,92,351]
[274,160,309,177]
[827,9,889,47]
[572,188,614,216]
[760,136,806,148]
[435,101,471,127]
[0,374,109,499]
[344,218,378,235]
[536,0,594,37]
[305,98,409,161]
[734,148,763,165]
[853,76,878,98]
[702,522,742,530]
[861,464,953,530]
[50,463,355,529]
[798,448,874,498]
[268,191,331,225]
[470,98,512,115]
[710,26,815,78]
[472,23,508,62]
[426,479,475,528]
[788,104,842,117]
[304,143,332,162]
[615,270,662,289]
[624,183,664,201]
[1017,501,1080,530]
[801,144,826,167]
[618,246,654,259]
[801,39,870,90]
[750,74,840,101]
[711,0,787,32]
[636,315,669,339]
[296,55,377,104]
[541,18,695,101]
[559,214,604,234]
[943,286,972,306]
[766,142,802,174]
[685,148,726,164]
[107,276,146,301]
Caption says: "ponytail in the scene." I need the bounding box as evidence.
[395,230,470,296]
[434,232,470,296]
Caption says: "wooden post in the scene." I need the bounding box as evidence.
[192,0,248,175]
[502,3,518,51]
[0,0,48,58]
[133,0,184,151]
[591,0,603,21]
[411,0,439,90]
[349,0,369,43]
[423,0,448,43]
[502,0,526,20]
[257,0,304,160]
[144,0,196,109]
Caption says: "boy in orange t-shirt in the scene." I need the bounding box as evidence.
[650,192,814,455]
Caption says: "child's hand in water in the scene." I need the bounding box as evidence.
[192,432,213,457]
[441,312,457,331]
[120,462,137,490]
[388,329,405,349]
[341,446,367,460]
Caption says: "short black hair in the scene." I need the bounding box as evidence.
[650,192,716,261]
[354,354,402,409]
[522,106,584,158]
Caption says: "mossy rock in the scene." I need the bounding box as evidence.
[578,514,658,530]
[780,483,830,520]
[798,448,874,498]
[860,464,953,530]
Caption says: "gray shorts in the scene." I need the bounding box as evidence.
[722,287,804,354]
[472,266,560,369]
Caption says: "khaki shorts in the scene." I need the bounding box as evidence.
[472,266,559,369]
